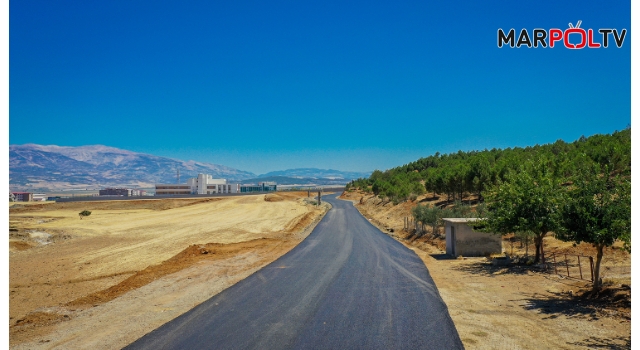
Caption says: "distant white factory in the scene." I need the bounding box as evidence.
[155,174,239,195]
[155,174,278,195]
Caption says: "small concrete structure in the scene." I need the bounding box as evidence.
[443,218,502,257]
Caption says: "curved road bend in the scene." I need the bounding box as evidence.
[126,193,463,349]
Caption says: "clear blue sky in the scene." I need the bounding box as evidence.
[9,0,630,174]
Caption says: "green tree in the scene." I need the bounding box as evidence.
[450,200,473,218]
[79,210,92,219]
[479,158,564,264]
[556,164,631,291]
[470,154,495,201]
[412,204,442,235]
[475,202,488,217]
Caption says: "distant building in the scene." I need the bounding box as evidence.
[12,192,33,202]
[98,188,146,197]
[32,193,47,201]
[99,188,134,196]
[443,218,502,257]
[155,174,239,195]
[154,184,191,195]
[240,182,277,193]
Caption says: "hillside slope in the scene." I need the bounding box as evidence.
[10,144,256,190]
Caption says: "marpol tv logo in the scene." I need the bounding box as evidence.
[498,21,627,49]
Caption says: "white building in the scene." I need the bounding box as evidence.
[155,174,239,195]
[32,193,47,201]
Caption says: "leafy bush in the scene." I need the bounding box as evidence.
[450,201,473,218]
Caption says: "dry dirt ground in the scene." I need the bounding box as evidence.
[340,190,631,350]
[9,192,329,349]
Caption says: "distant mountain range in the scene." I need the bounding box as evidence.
[9,144,255,191]
[242,176,364,187]
[247,168,371,187]
[9,144,370,191]
[258,168,370,180]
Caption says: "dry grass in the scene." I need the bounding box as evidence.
[9,192,325,346]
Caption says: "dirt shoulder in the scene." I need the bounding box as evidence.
[340,190,631,349]
[10,193,330,348]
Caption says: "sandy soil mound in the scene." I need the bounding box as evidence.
[66,238,279,308]
[264,193,285,202]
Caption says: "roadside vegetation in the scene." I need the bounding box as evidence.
[346,128,631,291]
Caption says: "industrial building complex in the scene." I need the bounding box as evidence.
[155,173,277,195]
[9,174,278,202]
[155,174,237,195]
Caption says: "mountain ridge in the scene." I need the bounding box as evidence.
[10,144,370,191]
[258,168,370,180]
[9,144,255,191]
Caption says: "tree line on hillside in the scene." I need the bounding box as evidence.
[346,129,631,291]
[346,129,630,204]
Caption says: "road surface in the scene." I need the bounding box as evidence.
[126,193,463,349]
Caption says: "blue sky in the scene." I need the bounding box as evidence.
[9,0,630,174]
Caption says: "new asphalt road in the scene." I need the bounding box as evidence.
[126,193,463,349]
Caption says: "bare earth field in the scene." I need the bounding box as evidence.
[340,190,631,349]
[9,192,329,349]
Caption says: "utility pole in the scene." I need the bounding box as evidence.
[317,191,321,206]
[176,168,180,184]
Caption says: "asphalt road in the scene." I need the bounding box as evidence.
[126,193,463,349]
